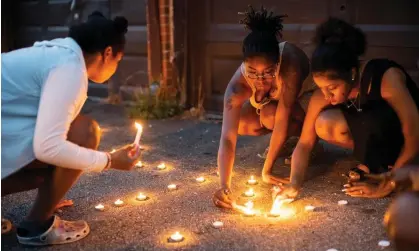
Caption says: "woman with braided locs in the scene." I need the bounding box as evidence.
[213,5,317,209]
[275,18,419,201]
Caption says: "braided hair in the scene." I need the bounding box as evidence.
[240,5,287,62]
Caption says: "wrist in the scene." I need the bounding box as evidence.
[104,152,112,170]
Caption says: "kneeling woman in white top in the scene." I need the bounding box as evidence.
[1,12,141,245]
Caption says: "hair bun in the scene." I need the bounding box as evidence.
[114,16,128,34]
[314,17,366,56]
[88,11,105,21]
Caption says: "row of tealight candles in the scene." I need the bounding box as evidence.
[94,123,212,243]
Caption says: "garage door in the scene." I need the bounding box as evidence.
[188,0,419,112]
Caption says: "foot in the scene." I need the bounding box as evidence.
[17,215,90,246]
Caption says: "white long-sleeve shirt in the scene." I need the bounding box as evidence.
[1,38,107,179]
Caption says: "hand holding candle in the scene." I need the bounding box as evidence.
[108,144,142,171]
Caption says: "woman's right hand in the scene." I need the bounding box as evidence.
[212,188,234,209]
[109,144,141,171]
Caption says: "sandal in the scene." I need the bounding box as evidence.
[2,218,12,234]
[17,215,90,246]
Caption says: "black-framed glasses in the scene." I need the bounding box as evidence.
[246,72,276,80]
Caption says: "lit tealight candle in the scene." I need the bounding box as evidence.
[212,221,224,229]
[134,122,143,146]
[246,175,258,185]
[243,188,255,197]
[168,231,184,243]
[135,161,143,168]
[168,184,177,191]
[243,201,255,216]
[95,204,105,211]
[157,163,166,170]
[305,205,316,212]
[196,176,206,183]
[114,199,124,207]
[136,193,148,201]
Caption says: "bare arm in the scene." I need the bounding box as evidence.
[290,89,329,188]
[262,60,303,182]
[381,68,419,169]
[218,69,251,189]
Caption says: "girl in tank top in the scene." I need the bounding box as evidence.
[213,5,317,209]
[275,18,419,201]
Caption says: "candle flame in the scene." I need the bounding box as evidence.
[233,200,256,216]
[250,175,255,180]
[269,196,295,218]
[244,188,255,196]
[135,122,143,131]
[157,163,166,169]
[95,204,104,209]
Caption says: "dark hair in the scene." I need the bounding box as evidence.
[239,5,287,62]
[69,11,128,55]
[311,17,366,81]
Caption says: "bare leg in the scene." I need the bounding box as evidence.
[315,109,354,150]
[384,192,419,251]
[1,115,101,236]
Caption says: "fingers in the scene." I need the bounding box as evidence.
[212,196,233,209]
[343,185,367,193]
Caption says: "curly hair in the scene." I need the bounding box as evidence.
[311,17,367,82]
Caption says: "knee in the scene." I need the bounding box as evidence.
[384,192,419,250]
[260,104,276,130]
[67,115,101,150]
[315,112,334,141]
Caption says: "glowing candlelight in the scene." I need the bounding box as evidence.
[268,196,295,218]
[136,193,148,201]
[305,205,316,212]
[135,161,143,168]
[243,188,255,197]
[168,231,184,242]
[212,221,224,228]
[95,204,105,211]
[196,176,206,183]
[110,149,116,153]
[157,163,166,170]
[134,122,143,146]
[246,175,258,185]
[114,199,124,207]
[243,201,255,216]
[168,184,177,190]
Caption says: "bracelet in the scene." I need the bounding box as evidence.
[104,152,112,170]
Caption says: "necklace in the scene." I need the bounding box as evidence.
[346,91,362,112]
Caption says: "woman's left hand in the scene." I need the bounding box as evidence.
[343,180,395,198]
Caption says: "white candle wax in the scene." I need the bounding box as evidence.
[244,188,255,197]
[136,193,148,201]
[196,176,205,183]
[305,205,316,212]
[168,184,177,190]
[135,161,143,168]
[157,163,166,170]
[338,200,348,206]
[134,123,143,146]
[212,221,224,228]
[169,231,184,242]
[247,176,257,185]
[95,204,105,211]
[114,199,124,207]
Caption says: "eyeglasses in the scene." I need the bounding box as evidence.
[246,73,276,80]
